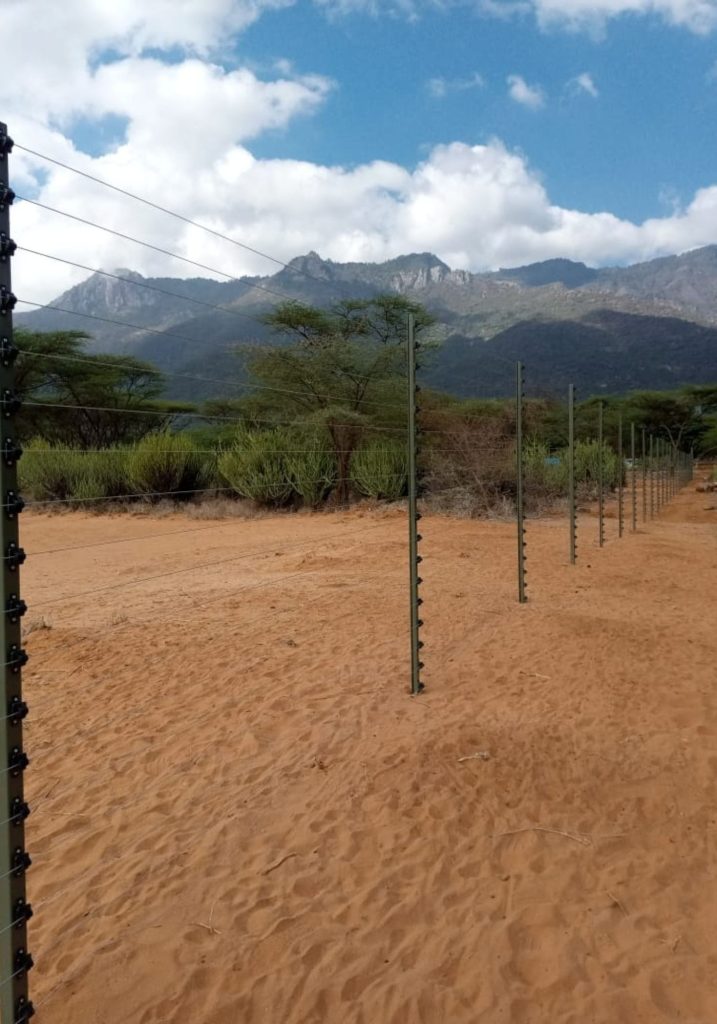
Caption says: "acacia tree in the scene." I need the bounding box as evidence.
[15,328,192,446]
[241,295,434,502]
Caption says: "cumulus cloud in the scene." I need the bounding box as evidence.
[427,72,485,97]
[507,74,546,108]
[4,0,717,306]
[569,71,599,96]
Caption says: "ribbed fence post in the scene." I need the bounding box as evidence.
[568,384,576,564]
[598,401,605,547]
[641,427,647,523]
[516,361,527,603]
[0,123,33,1024]
[617,413,624,538]
[630,421,637,531]
[406,313,424,695]
[649,434,655,517]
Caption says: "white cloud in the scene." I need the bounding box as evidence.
[4,0,717,308]
[507,74,546,108]
[427,72,485,97]
[569,71,599,96]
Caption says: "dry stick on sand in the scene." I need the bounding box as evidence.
[191,900,221,936]
[492,826,592,846]
[262,852,299,876]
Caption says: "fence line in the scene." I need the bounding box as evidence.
[3,117,700,1021]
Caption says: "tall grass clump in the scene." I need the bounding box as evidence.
[218,429,294,506]
[20,440,131,503]
[284,431,336,508]
[352,440,408,500]
[574,439,620,493]
[522,440,567,496]
[125,431,209,500]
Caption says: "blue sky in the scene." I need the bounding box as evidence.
[6,0,717,301]
[245,4,717,221]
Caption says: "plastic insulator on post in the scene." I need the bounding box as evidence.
[0,232,16,261]
[5,596,27,622]
[13,899,33,928]
[8,696,28,725]
[1,388,22,417]
[11,848,31,878]
[8,747,29,777]
[0,286,17,314]
[14,996,36,1023]
[0,336,18,366]
[13,949,33,979]
[0,184,15,208]
[4,491,25,519]
[10,798,30,826]
[8,644,28,672]
[5,542,26,570]
[0,128,13,156]
[2,438,23,467]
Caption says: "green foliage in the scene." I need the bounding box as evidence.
[352,441,408,500]
[574,439,620,491]
[19,440,131,504]
[126,432,209,499]
[523,441,567,495]
[284,432,337,508]
[218,430,294,506]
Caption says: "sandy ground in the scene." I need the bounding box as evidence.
[18,478,717,1023]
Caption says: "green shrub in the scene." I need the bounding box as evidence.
[352,440,407,499]
[574,439,620,491]
[523,440,567,495]
[284,431,336,507]
[218,429,294,506]
[126,432,209,500]
[19,440,133,505]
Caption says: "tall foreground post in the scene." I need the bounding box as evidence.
[568,385,577,564]
[516,362,527,603]
[641,427,647,523]
[630,422,637,531]
[617,413,624,538]
[406,314,424,695]
[649,434,655,518]
[0,124,33,1024]
[598,401,605,547]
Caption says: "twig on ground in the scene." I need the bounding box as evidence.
[191,900,221,935]
[262,852,298,876]
[458,751,491,762]
[492,826,592,846]
[607,890,629,915]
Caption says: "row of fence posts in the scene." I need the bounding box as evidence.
[513,373,694,602]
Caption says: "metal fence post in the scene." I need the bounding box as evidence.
[617,413,624,538]
[406,314,424,696]
[641,427,647,523]
[0,123,33,1024]
[630,421,637,531]
[649,434,655,518]
[598,401,605,547]
[568,384,576,564]
[516,362,527,602]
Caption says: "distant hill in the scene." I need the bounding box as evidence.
[16,246,717,399]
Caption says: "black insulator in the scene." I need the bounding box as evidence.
[1,388,22,417]
[0,183,15,208]
[9,747,29,777]
[418,640,424,649]
[0,286,17,314]
[13,949,33,978]
[10,798,30,825]
[13,898,33,927]
[418,660,425,670]
[5,542,25,570]
[15,997,35,1023]
[5,491,25,518]
[12,848,31,877]
[2,437,22,467]
[417,597,423,606]
[416,555,423,564]
[0,129,13,156]
[8,696,28,725]
[0,232,16,261]
[6,595,27,622]
[417,619,424,627]
[416,533,423,541]
[8,643,28,672]
[415,512,422,521]
[0,336,18,366]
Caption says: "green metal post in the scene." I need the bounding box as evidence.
[630,421,637,532]
[641,427,647,523]
[649,434,655,518]
[617,413,624,538]
[598,401,605,547]
[568,384,576,564]
[516,361,527,603]
[0,123,32,1024]
[406,314,423,695]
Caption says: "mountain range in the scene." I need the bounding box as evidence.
[16,244,717,399]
